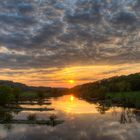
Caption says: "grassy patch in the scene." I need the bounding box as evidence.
[106,91,140,108]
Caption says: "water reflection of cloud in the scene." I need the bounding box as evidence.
[0,128,7,139]
[1,96,140,140]
[1,118,138,140]
[1,112,140,140]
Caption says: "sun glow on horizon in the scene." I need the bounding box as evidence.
[0,64,140,88]
[68,80,75,84]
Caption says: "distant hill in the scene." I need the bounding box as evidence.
[70,73,140,99]
[0,80,68,95]
[0,80,30,91]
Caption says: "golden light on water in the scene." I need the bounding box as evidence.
[51,95,100,114]
[51,95,123,114]
[70,95,74,101]
[22,95,123,115]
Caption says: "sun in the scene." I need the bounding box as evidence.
[68,80,75,84]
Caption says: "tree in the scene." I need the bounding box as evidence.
[0,86,14,106]
[12,87,21,102]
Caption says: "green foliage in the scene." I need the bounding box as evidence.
[12,87,21,102]
[0,86,15,105]
[71,73,140,99]
[70,73,140,108]
[106,91,140,108]
[20,91,38,100]
[37,91,45,99]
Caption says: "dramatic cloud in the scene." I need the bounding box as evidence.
[0,0,140,87]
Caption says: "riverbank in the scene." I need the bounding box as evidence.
[81,91,140,109]
[106,91,140,108]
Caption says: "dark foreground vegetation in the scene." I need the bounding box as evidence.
[0,80,68,106]
[0,108,64,127]
[70,73,140,108]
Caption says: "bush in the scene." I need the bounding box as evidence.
[27,114,37,121]
[0,86,15,105]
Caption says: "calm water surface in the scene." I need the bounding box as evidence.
[0,95,140,140]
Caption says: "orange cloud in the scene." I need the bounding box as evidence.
[0,63,140,88]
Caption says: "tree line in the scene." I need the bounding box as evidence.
[70,73,140,100]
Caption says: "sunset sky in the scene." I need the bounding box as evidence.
[0,0,140,87]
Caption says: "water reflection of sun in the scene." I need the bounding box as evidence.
[51,95,99,114]
[51,95,123,114]
[70,95,74,101]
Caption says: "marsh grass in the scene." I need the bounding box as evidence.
[27,114,37,121]
[106,91,140,108]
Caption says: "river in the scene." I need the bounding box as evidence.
[0,95,140,140]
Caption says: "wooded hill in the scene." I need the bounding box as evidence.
[70,73,140,100]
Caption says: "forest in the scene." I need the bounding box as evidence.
[70,73,140,108]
